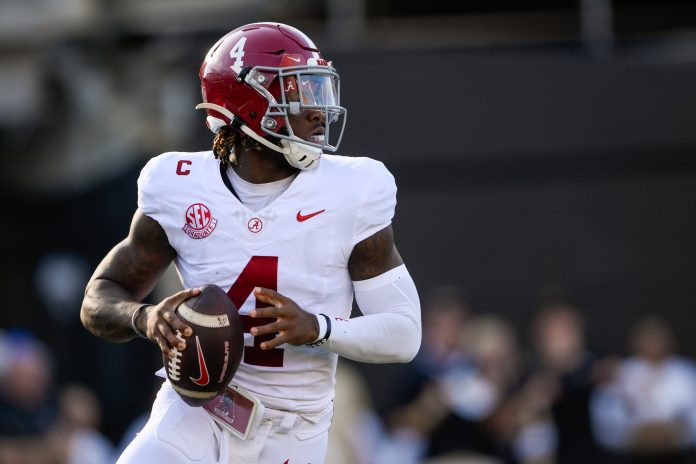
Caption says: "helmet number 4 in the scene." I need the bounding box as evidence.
[229,37,247,74]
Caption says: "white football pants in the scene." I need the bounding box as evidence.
[117,381,331,464]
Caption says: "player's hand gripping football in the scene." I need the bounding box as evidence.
[135,288,200,357]
[250,287,320,349]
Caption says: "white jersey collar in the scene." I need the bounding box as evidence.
[227,166,297,212]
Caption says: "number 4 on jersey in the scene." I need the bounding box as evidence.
[226,256,283,367]
[229,37,247,74]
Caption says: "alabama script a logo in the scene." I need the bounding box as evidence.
[183,203,218,239]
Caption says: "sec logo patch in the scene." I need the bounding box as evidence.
[182,203,218,239]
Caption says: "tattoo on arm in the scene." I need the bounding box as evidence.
[81,210,175,342]
[348,225,403,281]
[101,210,175,298]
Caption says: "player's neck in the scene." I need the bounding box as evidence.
[233,149,298,184]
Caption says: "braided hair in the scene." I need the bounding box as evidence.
[212,126,265,170]
[212,126,238,170]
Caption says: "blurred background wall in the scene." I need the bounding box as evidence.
[1,0,695,457]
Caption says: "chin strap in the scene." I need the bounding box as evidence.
[195,103,321,170]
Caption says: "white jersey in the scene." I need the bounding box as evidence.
[137,151,396,413]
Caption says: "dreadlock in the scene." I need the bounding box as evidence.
[212,126,238,170]
[212,125,266,170]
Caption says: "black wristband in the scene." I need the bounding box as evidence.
[323,313,332,341]
[131,304,151,339]
[306,314,331,347]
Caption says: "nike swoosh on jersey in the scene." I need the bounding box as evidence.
[296,209,325,222]
[189,336,210,386]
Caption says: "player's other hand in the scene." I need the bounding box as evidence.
[250,287,320,350]
[136,288,199,357]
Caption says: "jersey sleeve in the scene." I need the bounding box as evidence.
[137,155,168,218]
[351,161,397,245]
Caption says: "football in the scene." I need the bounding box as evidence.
[164,284,244,406]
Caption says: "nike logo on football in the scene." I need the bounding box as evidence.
[296,209,325,222]
[189,336,210,386]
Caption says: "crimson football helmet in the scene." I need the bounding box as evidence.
[196,22,347,170]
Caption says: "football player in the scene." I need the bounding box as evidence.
[81,22,421,463]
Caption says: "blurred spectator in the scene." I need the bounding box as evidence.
[591,317,696,464]
[326,363,383,464]
[511,373,557,464]
[415,288,470,378]
[513,300,601,464]
[384,315,520,463]
[54,384,114,464]
[0,331,113,464]
[371,289,471,463]
[0,330,55,436]
[34,252,90,326]
[361,287,470,424]
[436,315,520,462]
[0,330,62,464]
